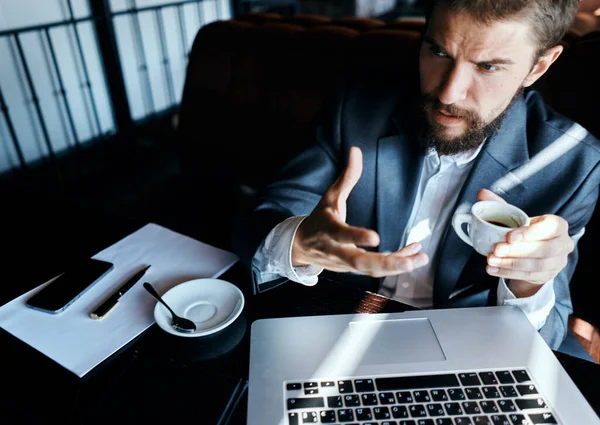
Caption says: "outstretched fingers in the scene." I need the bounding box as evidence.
[321,242,429,277]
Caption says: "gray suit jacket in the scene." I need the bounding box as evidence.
[233,80,600,349]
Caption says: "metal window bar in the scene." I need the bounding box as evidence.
[39,31,73,150]
[0,0,219,174]
[177,4,189,59]
[65,0,104,140]
[196,1,205,27]
[127,0,156,116]
[0,85,26,169]
[13,34,56,161]
[155,7,176,106]
[44,28,80,149]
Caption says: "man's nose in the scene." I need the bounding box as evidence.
[437,64,470,105]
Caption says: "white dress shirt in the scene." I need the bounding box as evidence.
[252,146,557,330]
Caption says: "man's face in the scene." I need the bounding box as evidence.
[419,5,538,155]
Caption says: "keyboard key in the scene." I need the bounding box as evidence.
[455,418,473,425]
[288,412,299,425]
[515,398,548,410]
[304,382,318,389]
[491,415,511,425]
[426,403,445,416]
[400,421,417,425]
[500,386,518,398]
[448,388,466,401]
[409,404,427,417]
[376,374,460,391]
[321,381,335,387]
[496,372,515,384]
[287,397,324,410]
[509,413,530,424]
[301,411,317,423]
[462,401,481,414]
[417,420,434,425]
[413,390,431,403]
[444,402,463,415]
[528,413,557,424]
[474,416,492,425]
[374,406,392,420]
[498,399,517,413]
[337,409,355,422]
[512,370,531,383]
[355,379,375,392]
[319,410,336,423]
[480,401,499,414]
[435,419,453,425]
[466,387,483,400]
[304,388,318,395]
[327,396,342,408]
[396,391,414,404]
[338,380,354,393]
[459,373,481,386]
[392,405,409,419]
[480,372,499,385]
[355,407,373,421]
[483,386,501,399]
[287,383,302,390]
[344,394,360,407]
[431,389,448,401]
[516,385,538,396]
[382,422,398,425]
[380,392,397,404]
[361,393,379,405]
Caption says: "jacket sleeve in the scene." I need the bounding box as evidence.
[538,161,600,349]
[231,83,348,290]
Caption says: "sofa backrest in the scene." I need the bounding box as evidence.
[176,16,422,190]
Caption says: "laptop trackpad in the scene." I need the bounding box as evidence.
[349,318,446,365]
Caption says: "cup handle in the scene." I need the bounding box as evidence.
[452,213,473,247]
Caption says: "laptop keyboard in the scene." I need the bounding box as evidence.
[285,369,558,425]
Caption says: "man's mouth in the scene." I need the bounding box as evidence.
[432,109,465,125]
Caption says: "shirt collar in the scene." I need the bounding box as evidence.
[426,139,486,168]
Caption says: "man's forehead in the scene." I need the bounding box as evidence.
[427,6,536,58]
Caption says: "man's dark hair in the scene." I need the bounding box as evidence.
[426,0,580,57]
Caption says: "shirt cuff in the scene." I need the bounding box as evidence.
[497,278,555,330]
[254,215,323,288]
[286,216,323,286]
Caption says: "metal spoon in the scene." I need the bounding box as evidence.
[143,282,196,333]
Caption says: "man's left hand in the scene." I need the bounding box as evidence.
[477,189,575,297]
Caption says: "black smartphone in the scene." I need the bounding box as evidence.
[26,258,114,314]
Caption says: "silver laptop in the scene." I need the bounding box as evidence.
[248,306,599,425]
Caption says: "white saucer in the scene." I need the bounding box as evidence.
[153,278,245,338]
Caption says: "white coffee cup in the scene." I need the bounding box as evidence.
[452,200,530,256]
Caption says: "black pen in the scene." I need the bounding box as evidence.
[90,265,151,320]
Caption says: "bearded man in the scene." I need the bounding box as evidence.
[233,0,600,353]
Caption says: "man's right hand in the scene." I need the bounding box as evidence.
[292,146,429,278]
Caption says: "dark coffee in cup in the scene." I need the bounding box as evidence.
[485,219,516,228]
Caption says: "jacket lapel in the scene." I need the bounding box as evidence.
[433,95,530,306]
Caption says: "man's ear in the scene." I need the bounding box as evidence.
[523,45,564,87]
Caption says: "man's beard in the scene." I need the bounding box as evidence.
[419,88,523,156]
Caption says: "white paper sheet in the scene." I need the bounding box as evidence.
[0,223,239,377]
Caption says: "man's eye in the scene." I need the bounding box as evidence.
[479,63,498,72]
[429,46,448,57]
